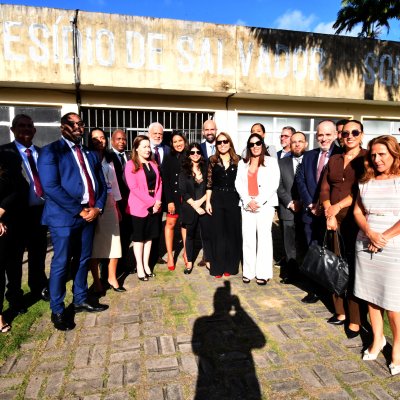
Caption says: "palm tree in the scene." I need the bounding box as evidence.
[333,0,400,38]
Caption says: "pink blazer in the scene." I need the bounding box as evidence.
[124,160,162,217]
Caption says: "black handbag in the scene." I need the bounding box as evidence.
[300,231,349,296]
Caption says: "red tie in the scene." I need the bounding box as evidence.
[316,151,328,182]
[25,148,43,197]
[74,145,95,208]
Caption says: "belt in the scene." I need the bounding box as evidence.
[214,187,236,192]
[148,189,155,193]
[81,203,89,208]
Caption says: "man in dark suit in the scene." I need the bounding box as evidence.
[296,119,342,303]
[276,126,295,159]
[108,128,133,275]
[38,112,108,331]
[0,114,48,314]
[277,131,308,283]
[147,122,170,267]
[200,119,217,159]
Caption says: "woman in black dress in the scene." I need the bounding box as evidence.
[161,131,188,270]
[205,133,241,277]
[179,143,212,274]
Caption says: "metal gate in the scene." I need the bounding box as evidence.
[81,107,214,149]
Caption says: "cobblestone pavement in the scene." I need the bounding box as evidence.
[1,254,400,399]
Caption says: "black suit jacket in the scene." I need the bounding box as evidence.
[108,149,131,202]
[277,156,301,221]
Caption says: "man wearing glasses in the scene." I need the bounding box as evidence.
[38,112,108,331]
[277,126,296,159]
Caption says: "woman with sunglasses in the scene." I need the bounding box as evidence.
[320,120,367,337]
[205,133,241,277]
[125,135,162,281]
[178,143,212,274]
[235,133,280,284]
[161,131,188,271]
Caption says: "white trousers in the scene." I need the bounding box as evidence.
[241,206,275,280]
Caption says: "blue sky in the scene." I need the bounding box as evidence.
[3,0,400,41]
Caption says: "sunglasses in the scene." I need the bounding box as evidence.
[341,130,361,138]
[216,139,229,145]
[280,135,290,139]
[189,150,201,155]
[65,120,85,128]
[248,140,263,148]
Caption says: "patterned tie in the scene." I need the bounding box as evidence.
[25,148,44,197]
[119,152,126,168]
[74,145,95,207]
[316,150,328,182]
[154,146,160,165]
[294,157,302,176]
[210,144,215,156]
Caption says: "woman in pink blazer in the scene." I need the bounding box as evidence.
[125,135,162,281]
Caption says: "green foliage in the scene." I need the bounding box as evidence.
[334,0,400,38]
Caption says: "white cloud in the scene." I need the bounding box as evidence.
[235,19,247,26]
[314,21,362,37]
[274,10,316,31]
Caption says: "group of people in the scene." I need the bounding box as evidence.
[0,112,399,376]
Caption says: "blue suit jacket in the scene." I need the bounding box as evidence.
[296,145,342,223]
[38,139,107,227]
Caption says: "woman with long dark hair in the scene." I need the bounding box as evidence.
[205,132,241,277]
[88,128,124,293]
[125,135,162,281]
[235,133,280,284]
[179,143,212,274]
[161,131,188,270]
[320,120,366,337]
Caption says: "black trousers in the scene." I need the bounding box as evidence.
[185,213,212,262]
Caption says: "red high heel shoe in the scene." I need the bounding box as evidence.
[168,265,175,271]
[223,272,230,277]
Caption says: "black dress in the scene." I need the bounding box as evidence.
[131,163,160,241]
[161,152,185,215]
[207,157,242,275]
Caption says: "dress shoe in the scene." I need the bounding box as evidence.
[280,277,294,284]
[345,327,360,339]
[51,312,75,331]
[184,267,193,275]
[157,257,167,265]
[363,336,386,360]
[198,259,206,267]
[108,283,126,293]
[41,287,50,301]
[146,272,156,278]
[389,363,400,376]
[73,301,108,313]
[327,315,346,325]
[301,293,319,304]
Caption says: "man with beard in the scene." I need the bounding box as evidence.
[277,131,308,284]
[277,126,296,159]
[200,120,217,159]
[38,112,108,331]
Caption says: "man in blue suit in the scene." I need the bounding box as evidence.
[200,119,217,160]
[38,112,108,331]
[296,120,342,303]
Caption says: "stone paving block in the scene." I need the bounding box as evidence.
[125,361,140,384]
[333,360,361,373]
[0,354,18,374]
[299,365,340,388]
[278,323,302,339]
[180,354,198,375]
[143,321,165,336]
[64,379,104,395]
[25,374,45,399]
[147,386,164,400]
[387,380,400,395]
[284,342,309,353]
[160,336,175,355]
[176,334,191,344]
[96,312,112,326]
[165,384,184,400]
[266,324,288,342]
[82,395,102,400]
[270,380,302,394]
[178,343,192,353]
[326,341,347,357]
[42,348,71,360]
[80,334,109,345]
[142,311,155,322]
[104,392,128,400]
[265,350,282,365]
[340,371,372,385]
[81,326,111,337]
[37,358,67,372]
[74,346,91,368]
[9,354,33,373]
[258,311,283,323]
[352,388,375,400]
[110,350,139,363]
[291,352,316,363]
[364,360,391,378]
[70,366,105,381]
[369,383,397,400]
[20,341,38,351]
[342,337,363,349]
[84,313,97,328]
[125,323,140,338]
[44,371,65,397]
[253,354,269,368]
[1,390,19,400]
[144,337,159,355]
[90,345,108,366]
[146,357,180,380]
[296,321,325,339]
[111,325,125,341]
[318,390,352,399]
[107,364,123,388]
[0,376,24,391]
[267,368,293,381]
[45,332,60,349]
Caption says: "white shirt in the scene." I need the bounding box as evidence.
[112,147,127,165]
[151,142,164,164]
[62,137,96,205]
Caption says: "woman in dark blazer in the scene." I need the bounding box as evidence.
[161,131,188,270]
[178,143,212,274]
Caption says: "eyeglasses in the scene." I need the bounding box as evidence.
[65,120,85,128]
[280,135,291,139]
[341,130,361,138]
[216,139,229,145]
[248,140,263,148]
[189,150,201,155]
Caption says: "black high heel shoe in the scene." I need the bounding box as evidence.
[108,283,126,292]
[145,272,156,278]
[138,276,149,281]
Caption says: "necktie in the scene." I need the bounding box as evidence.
[119,152,126,168]
[25,148,44,197]
[210,144,215,156]
[294,158,302,176]
[316,151,328,182]
[154,146,160,165]
[74,145,95,207]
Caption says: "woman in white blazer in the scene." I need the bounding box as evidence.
[235,133,280,284]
